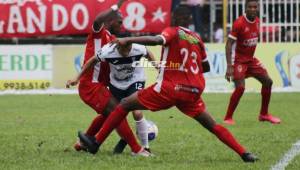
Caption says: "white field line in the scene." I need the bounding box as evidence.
[271,140,300,170]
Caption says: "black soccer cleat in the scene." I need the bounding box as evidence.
[78,131,100,154]
[241,152,259,163]
[113,139,128,154]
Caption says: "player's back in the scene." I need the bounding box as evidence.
[155,27,207,93]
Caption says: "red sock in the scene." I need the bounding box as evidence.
[85,114,106,136]
[212,124,246,156]
[225,86,245,119]
[116,119,142,153]
[95,105,129,144]
[260,86,271,115]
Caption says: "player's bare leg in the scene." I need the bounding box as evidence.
[195,111,258,162]
[254,74,281,124]
[224,79,245,125]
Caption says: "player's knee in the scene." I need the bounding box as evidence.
[132,110,143,121]
[236,86,245,93]
[264,78,273,87]
[120,97,131,110]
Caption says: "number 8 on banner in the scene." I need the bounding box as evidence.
[123,2,146,31]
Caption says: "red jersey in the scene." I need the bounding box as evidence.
[229,15,260,63]
[154,26,207,93]
[80,26,115,85]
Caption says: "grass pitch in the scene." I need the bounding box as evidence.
[0,93,299,170]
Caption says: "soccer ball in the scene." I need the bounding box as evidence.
[147,120,158,141]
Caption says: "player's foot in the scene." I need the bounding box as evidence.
[259,114,281,124]
[113,139,128,154]
[241,152,259,163]
[131,148,152,157]
[74,140,87,152]
[78,131,100,154]
[224,118,235,125]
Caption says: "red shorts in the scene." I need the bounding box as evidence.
[233,57,268,80]
[138,84,206,118]
[78,82,111,114]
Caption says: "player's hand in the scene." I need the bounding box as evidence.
[225,65,234,82]
[66,79,79,88]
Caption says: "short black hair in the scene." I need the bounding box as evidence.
[245,0,258,6]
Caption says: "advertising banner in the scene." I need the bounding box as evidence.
[0,45,52,90]
[0,0,171,38]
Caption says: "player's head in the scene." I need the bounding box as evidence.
[106,11,123,35]
[117,43,132,57]
[245,0,258,21]
[172,5,192,27]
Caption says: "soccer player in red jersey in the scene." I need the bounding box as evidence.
[67,0,150,156]
[78,5,258,162]
[223,0,281,125]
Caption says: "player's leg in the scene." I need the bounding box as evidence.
[194,111,258,162]
[249,58,280,124]
[224,79,246,124]
[253,74,280,124]
[130,82,150,150]
[78,92,148,154]
[177,98,258,162]
[75,84,112,151]
[132,110,150,150]
[111,82,150,153]
[79,84,171,154]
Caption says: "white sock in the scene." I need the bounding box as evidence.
[136,117,149,148]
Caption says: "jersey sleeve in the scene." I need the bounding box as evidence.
[159,27,177,45]
[229,20,240,40]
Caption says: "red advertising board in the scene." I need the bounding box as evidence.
[0,0,171,38]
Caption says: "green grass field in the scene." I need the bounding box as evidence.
[0,93,299,170]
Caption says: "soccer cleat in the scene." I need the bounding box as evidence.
[241,152,259,163]
[113,139,128,154]
[74,140,87,152]
[224,118,235,125]
[131,148,152,157]
[78,131,100,154]
[259,114,281,124]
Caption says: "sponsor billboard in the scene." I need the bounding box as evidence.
[0,45,52,90]
[1,43,299,91]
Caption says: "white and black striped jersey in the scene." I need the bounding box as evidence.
[96,43,147,90]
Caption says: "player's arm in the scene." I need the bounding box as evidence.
[118,36,164,46]
[145,48,159,70]
[66,56,98,88]
[93,0,127,31]
[225,37,236,82]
